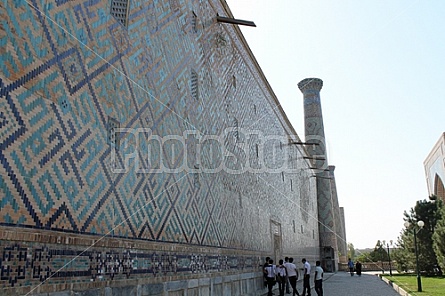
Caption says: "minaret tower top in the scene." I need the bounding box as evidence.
[298,77,326,143]
[298,78,323,94]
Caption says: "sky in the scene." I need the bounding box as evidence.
[225,0,445,249]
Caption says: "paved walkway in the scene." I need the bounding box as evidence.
[262,272,402,296]
[317,272,400,296]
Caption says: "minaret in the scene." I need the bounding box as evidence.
[298,78,339,272]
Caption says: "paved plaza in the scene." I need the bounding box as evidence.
[263,272,401,296]
[319,272,400,295]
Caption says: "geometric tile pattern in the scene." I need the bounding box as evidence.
[0,240,256,289]
[0,0,322,292]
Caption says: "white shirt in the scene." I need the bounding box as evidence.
[304,261,311,275]
[284,262,297,277]
[314,266,323,280]
[276,265,286,277]
[265,264,276,278]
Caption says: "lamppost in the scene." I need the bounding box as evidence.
[387,240,393,276]
[404,220,424,292]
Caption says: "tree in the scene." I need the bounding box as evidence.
[347,243,356,260]
[433,197,445,273]
[355,251,371,263]
[354,241,387,262]
[369,240,388,262]
[395,198,443,275]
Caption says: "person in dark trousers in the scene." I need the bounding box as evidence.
[355,260,362,276]
[285,257,291,294]
[301,258,311,296]
[314,261,323,296]
[264,259,277,296]
[276,259,287,296]
[263,257,271,287]
[347,258,354,276]
[284,257,299,296]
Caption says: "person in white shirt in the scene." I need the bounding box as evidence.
[301,258,311,296]
[284,257,300,296]
[276,259,287,296]
[284,257,291,294]
[264,259,277,296]
[314,261,324,296]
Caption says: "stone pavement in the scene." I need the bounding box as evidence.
[316,272,401,296]
[262,272,401,296]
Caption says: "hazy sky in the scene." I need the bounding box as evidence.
[225,0,445,249]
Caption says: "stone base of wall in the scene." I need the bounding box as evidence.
[25,273,264,296]
[0,226,266,296]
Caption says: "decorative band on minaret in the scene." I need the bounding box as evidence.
[298,78,339,271]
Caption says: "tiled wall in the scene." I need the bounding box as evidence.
[0,0,319,294]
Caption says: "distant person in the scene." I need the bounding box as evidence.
[264,259,277,296]
[302,258,311,296]
[314,261,324,296]
[355,261,362,276]
[348,258,354,276]
[276,259,287,296]
[285,257,300,296]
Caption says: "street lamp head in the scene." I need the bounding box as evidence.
[404,220,425,228]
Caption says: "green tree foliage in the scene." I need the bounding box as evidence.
[369,240,389,262]
[392,242,413,272]
[433,197,445,272]
[395,198,443,275]
[355,251,371,263]
[347,243,356,260]
[354,241,390,264]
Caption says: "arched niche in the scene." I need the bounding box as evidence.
[434,173,445,201]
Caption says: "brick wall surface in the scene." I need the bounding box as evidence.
[0,0,319,294]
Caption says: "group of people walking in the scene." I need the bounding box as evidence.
[263,257,324,296]
[347,258,362,276]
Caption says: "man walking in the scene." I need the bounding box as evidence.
[348,258,354,276]
[285,257,291,294]
[284,257,299,296]
[264,259,277,296]
[314,261,323,296]
[301,258,311,296]
[277,259,287,296]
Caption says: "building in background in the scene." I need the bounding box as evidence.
[424,133,445,202]
[0,0,345,294]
